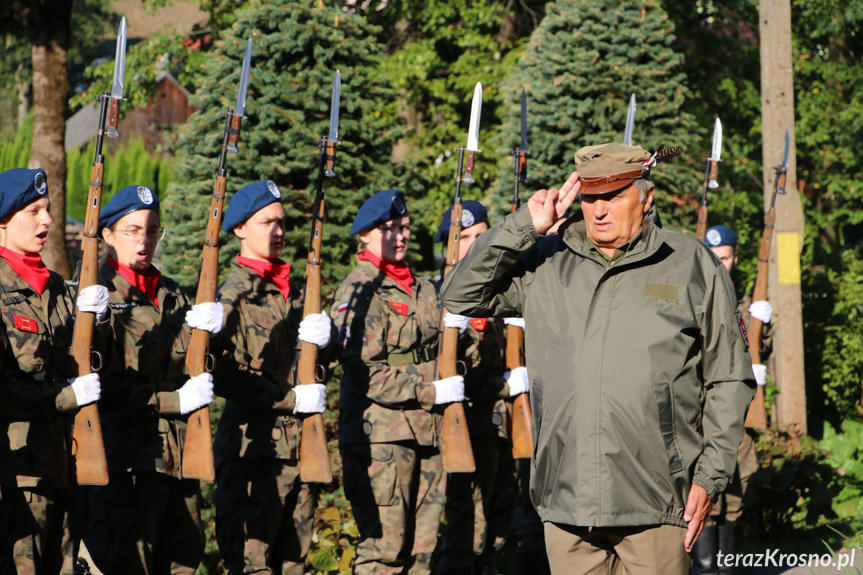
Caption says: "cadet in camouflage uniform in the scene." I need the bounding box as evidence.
[329,189,464,575]
[0,168,109,575]
[83,185,222,575]
[212,179,332,575]
[690,225,772,575]
[434,201,520,575]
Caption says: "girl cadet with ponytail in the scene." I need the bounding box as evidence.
[82,185,223,575]
[0,168,109,575]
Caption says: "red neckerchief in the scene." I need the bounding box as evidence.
[0,246,50,295]
[237,256,291,300]
[357,250,414,295]
[109,258,161,307]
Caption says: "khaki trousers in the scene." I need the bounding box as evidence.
[544,523,691,575]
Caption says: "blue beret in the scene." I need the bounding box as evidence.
[350,189,408,235]
[100,185,159,232]
[0,168,49,221]
[705,225,736,248]
[222,180,282,232]
[434,200,489,243]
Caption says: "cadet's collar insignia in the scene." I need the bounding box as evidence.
[267,180,280,198]
[13,315,38,333]
[34,172,47,196]
[392,194,407,215]
[470,318,487,331]
[389,300,409,315]
[461,209,475,228]
[736,310,749,350]
[706,228,721,247]
[137,186,154,205]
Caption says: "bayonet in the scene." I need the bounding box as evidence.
[105,17,127,138]
[623,93,636,146]
[227,40,252,153]
[707,118,722,189]
[323,70,341,177]
[463,82,482,183]
[778,130,789,195]
[520,88,528,153]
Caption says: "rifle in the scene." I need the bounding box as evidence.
[438,83,482,474]
[70,17,127,486]
[744,130,788,429]
[181,40,252,481]
[696,119,722,241]
[297,71,340,484]
[508,88,532,460]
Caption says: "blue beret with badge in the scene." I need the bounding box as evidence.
[434,200,489,243]
[704,225,736,248]
[350,189,408,235]
[0,168,49,221]
[100,185,159,232]
[222,180,282,232]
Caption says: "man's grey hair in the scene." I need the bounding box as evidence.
[635,178,655,202]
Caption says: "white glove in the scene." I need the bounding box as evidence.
[752,364,768,386]
[294,384,326,414]
[185,302,225,334]
[749,300,772,324]
[298,313,332,348]
[504,366,530,396]
[178,373,214,414]
[77,285,109,319]
[503,317,525,329]
[70,373,101,407]
[433,375,465,405]
[444,313,470,334]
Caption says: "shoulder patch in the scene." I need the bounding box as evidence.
[389,301,409,316]
[3,294,26,306]
[110,302,138,310]
[737,310,749,350]
[337,302,348,313]
[470,318,487,332]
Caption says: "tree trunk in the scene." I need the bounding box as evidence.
[15,61,32,128]
[14,0,73,278]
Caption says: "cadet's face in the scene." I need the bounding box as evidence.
[710,245,738,274]
[457,221,489,260]
[0,197,52,255]
[102,210,161,272]
[580,183,653,254]
[235,202,285,262]
[360,216,411,264]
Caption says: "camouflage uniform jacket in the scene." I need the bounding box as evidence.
[330,259,441,446]
[0,260,79,490]
[213,261,332,463]
[98,264,192,478]
[460,318,510,440]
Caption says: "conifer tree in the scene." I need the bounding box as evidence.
[161,0,404,291]
[492,0,703,227]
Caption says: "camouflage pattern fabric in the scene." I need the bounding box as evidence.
[341,442,445,575]
[214,458,316,575]
[84,472,204,575]
[439,436,516,573]
[459,318,510,440]
[212,261,329,574]
[0,485,81,575]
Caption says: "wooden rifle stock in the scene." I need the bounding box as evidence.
[70,93,116,486]
[297,146,333,483]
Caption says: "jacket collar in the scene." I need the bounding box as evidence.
[355,258,416,297]
[559,205,667,268]
[102,264,170,307]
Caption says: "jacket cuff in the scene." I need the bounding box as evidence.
[692,471,720,502]
[157,391,181,415]
[55,385,78,414]
[417,383,437,411]
[512,204,543,244]
[273,389,297,412]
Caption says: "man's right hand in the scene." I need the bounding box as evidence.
[526,171,581,235]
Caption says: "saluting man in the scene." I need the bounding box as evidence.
[441,144,756,575]
[212,180,333,575]
[434,200,521,575]
[0,168,109,575]
[84,185,223,575]
[329,189,463,575]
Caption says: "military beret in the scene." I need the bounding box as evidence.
[222,180,282,232]
[575,143,683,195]
[0,168,49,221]
[100,185,159,232]
[350,189,408,235]
[705,225,736,248]
[434,200,489,243]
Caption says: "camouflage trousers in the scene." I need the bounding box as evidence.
[439,436,516,574]
[0,485,81,575]
[84,472,204,575]
[214,458,317,575]
[341,442,446,575]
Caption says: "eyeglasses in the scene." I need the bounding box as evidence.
[118,226,166,241]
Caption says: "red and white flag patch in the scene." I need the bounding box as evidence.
[337,302,348,313]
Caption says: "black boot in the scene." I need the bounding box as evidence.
[691,524,719,575]
[717,523,734,575]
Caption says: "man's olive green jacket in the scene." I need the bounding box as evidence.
[440,206,756,528]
